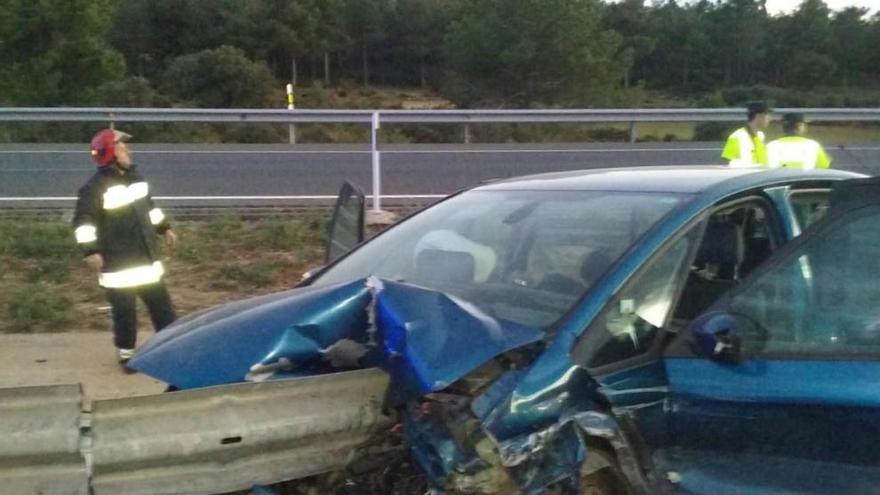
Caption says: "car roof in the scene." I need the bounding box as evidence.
[475,166,861,194]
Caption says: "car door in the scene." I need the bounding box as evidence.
[660,186,880,494]
[569,188,815,489]
[326,181,365,263]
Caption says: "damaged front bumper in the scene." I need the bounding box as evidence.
[130,277,646,494]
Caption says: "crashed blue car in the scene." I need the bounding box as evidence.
[131,166,880,494]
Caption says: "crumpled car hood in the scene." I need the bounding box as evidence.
[130,280,373,389]
[131,277,543,401]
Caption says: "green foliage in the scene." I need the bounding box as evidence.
[0,221,76,261]
[26,258,72,283]
[161,46,277,108]
[721,85,880,108]
[443,0,624,107]
[693,122,736,142]
[3,0,880,122]
[206,214,245,237]
[4,284,75,333]
[0,0,125,105]
[248,216,325,251]
[100,77,168,107]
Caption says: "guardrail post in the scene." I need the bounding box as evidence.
[464,123,471,144]
[371,112,381,212]
[629,121,637,143]
[286,84,297,144]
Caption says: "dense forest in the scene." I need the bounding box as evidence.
[2,0,879,109]
[1,0,879,145]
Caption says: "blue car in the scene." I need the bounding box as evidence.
[131,166,879,494]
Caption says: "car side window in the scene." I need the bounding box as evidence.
[728,207,880,356]
[789,190,830,232]
[575,228,700,369]
[673,199,778,322]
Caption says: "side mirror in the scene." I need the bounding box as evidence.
[689,311,743,364]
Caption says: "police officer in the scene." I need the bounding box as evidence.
[722,101,771,167]
[73,129,177,370]
[766,113,832,170]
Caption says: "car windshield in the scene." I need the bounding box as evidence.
[314,189,686,330]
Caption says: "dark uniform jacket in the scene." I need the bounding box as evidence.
[73,165,170,287]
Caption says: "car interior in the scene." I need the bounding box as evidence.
[673,200,777,323]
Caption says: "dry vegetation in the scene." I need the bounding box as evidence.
[0,214,327,334]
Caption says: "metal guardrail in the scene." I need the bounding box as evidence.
[0,369,390,495]
[0,384,87,495]
[89,368,390,495]
[3,106,880,211]
[3,107,880,123]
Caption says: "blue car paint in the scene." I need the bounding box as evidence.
[666,358,880,407]
[662,450,880,495]
[455,169,861,492]
[131,277,543,401]
[664,357,880,473]
[374,280,543,404]
[130,280,374,389]
[131,167,864,493]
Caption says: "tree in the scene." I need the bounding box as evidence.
[444,0,625,107]
[648,1,714,90]
[0,0,125,105]
[709,0,768,86]
[391,0,454,87]
[769,0,836,88]
[603,0,656,89]
[113,0,231,68]
[343,0,394,87]
[160,46,277,108]
[830,7,871,87]
[308,0,348,86]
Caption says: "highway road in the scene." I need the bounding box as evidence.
[1,142,877,207]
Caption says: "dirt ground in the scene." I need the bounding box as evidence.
[0,331,167,399]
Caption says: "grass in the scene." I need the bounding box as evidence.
[212,260,295,288]
[0,215,328,333]
[0,220,77,260]
[4,284,75,333]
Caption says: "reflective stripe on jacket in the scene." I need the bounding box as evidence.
[766,136,832,170]
[722,127,767,167]
[72,165,170,288]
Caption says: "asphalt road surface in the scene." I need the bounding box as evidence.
[1,142,877,207]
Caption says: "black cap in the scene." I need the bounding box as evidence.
[746,100,770,115]
[782,112,806,127]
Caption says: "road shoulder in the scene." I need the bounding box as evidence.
[0,332,166,400]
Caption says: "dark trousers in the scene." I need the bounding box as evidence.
[105,282,176,349]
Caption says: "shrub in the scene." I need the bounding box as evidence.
[693,122,735,142]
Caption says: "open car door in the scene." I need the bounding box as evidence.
[659,176,880,494]
[326,181,365,264]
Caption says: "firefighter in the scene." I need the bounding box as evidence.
[722,101,771,167]
[73,129,177,371]
[766,113,832,170]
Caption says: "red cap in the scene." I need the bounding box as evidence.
[90,129,131,166]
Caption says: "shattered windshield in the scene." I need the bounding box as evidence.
[314,190,685,330]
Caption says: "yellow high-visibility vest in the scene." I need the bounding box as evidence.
[722,127,767,167]
[766,136,831,170]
